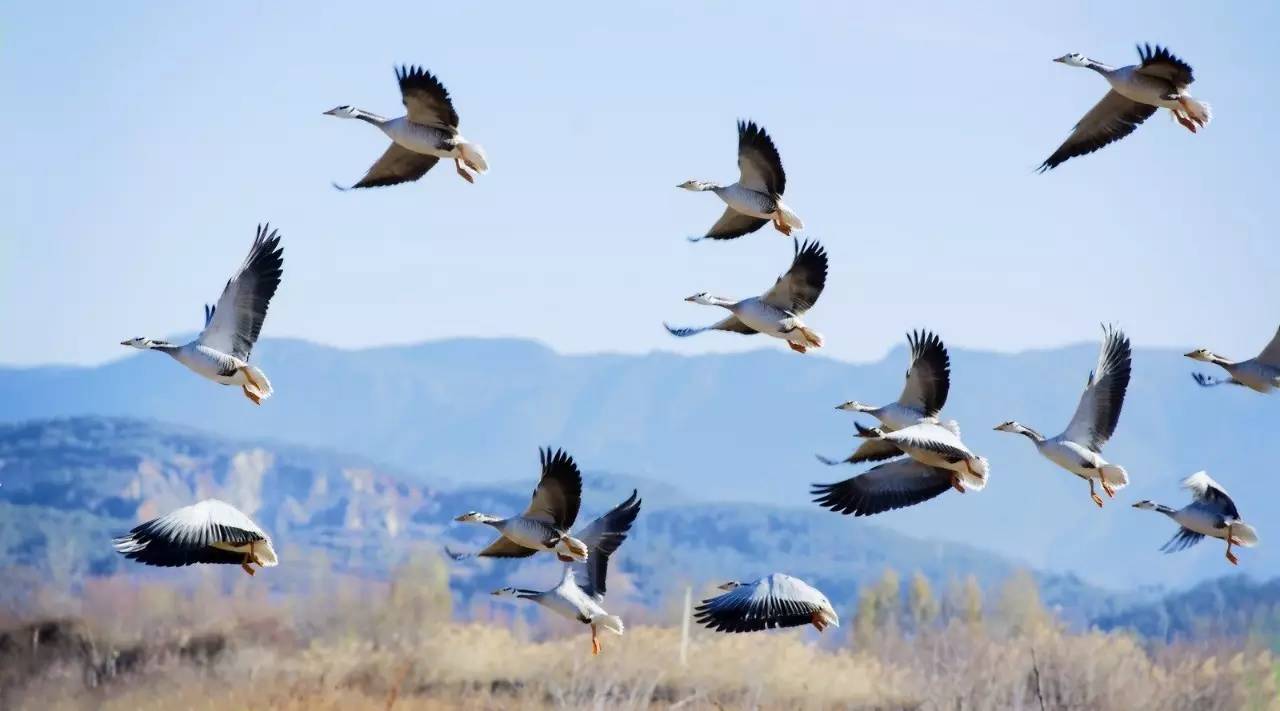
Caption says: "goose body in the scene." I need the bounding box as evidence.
[113,499,278,576]
[856,420,989,493]
[666,239,828,353]
[822,331,951,466]
[121,224,283,405]
[326,65,487,188]
[1187,326,1280,393]
[449,448,589,562]
[995,325,1132,507]
[1134,471,1258,566]
[1040,44,1210,171]
[492,491,642,655]
[695,574,839,634]
[682,121,803,241]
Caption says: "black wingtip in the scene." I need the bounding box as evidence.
[815,454,845,466]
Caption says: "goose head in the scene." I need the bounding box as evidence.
[992,421,1023,433]
[677,180,716,191]
[836,401,872,413]
[323,105,362,119]
[490,587,521,598]
[121,337,161,350]
[684,292,728,306]
[1131,500,1159,511]
[1053,53,1091,68]
[454,511,501,524]
[1184,348,1217,363]
[716,581,744,591]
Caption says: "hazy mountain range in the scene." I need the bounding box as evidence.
[1,336,1275,591]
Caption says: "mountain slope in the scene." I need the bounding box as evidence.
[1,337,1274,589]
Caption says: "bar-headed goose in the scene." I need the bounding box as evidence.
[1040,44,1211,171]
[681,120,804,241]
[820,330,950,466]
[1133,472,1258,566]
[853,420,989,493]
[325,65,487,188]
[121,224,282,405]
[812,456,962,517]
[995,325,1132,507]
[665,239,827,353]
[1187,326,1280,393]
[492,491,642,655]
[113,499,277,576]
[695,573,838,634]
[449,448,589,562]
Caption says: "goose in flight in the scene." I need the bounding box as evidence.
[113,499,277,576]
[448,448,589,562]
[1187,326,1280,393]
[665,239,827,353]
[1040,44,1211,171]
[325,65,488,188]
[695,573,838,634]
[1133,472,1258,566]
[492,491,642,655]
[820,330,950,466]
[852,420,989,494]
[680,120,804,241]
[121,224,283,405]
[995,325,1132,507]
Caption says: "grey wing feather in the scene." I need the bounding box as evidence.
[736,120,786,195]
[523,448,583,530]
[899,330,950,416]
[760,239,828,314]
[1135,44,1194,87]
[572,490,642,600]
[691,208,769,242]
[812,458,953,517]
[1038,91,1157,172]
[337,143,440,190]
[397,65,460,129]
[1159,527,1205,554]
[1062,325,1132,450]
[197,225,284,361]
[664,316,757,338]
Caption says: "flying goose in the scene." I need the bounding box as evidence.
[1187,326,1280,392]
[492,491,642,655]
[994,325,1132,507]
[448,448,589,562]
[1040,44,1211,171]
[853,420,989,494]
[694,573,838,634]
[665,239,827,353]
[820,330,951,466]
[113,499,277,576]
[680,120,804,241]
[1133,471,1258,566]
[325,65,488,188]
[121,224,283,405]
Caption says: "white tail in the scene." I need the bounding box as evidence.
[596,614,625,635]
[241,365,273,399]
[1230,522,1259,547]
[254,539,279,567]
[1182,98,1212,126]
[556,535,589,562]
[798,326,824,348]
[1099,464,1129,489]
[774,200,804,231]
[960,457,989,492]
[459,141,488,172]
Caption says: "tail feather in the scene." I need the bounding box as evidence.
[799,326,823,348]
[556,535,589,561]
[1099,464,1129,489]
[1230,522,1259,547]
[242,365,273,399]
[1182,98,1212,126]
[775,201,804,231]
[959,457,989,492]
[459,142,488,172]
[596,614,625,635]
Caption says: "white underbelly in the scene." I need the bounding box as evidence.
[734,301,800,341]
[717,185,775,219]
[382,119,456,157]
[1039,440,1100,478]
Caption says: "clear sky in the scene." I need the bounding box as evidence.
[2,1,1277,366]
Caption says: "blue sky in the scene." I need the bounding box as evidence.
[3,1,1277,366]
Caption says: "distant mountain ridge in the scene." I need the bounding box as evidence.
[1,336,1276,591]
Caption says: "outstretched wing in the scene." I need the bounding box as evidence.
[1061,325,1132,451]
[572,490,642,601]
[694,574,830,634]
[691,207,769,242]
[736,120,786,195]
[445,537,539,561]
[1254,326,1280,367]
[1038,91,1157,172]
[811,458,953,517]
[1159,527,1205,554]
[1135,43,1194,87]
[898,330,950,417]
[336,143,440,190]
[1181,471,1240,520]
[197,225,284,360]
[815,439,903,467]
[522,448,583,530]
[760,239,828,314]
[664,316,757,338]
[112,499,267,568]
[397,65,460,129]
